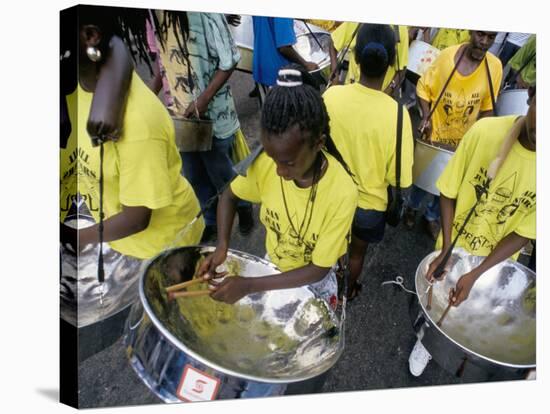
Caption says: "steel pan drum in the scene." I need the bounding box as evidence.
[496,89,529,116]
[412,139,454,196]
[125,246,342,402]
[408,40,440,77]
[412,249,535,378]
[60,215,143,328]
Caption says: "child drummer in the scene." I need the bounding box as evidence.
[408,86,536,377]
[198,65,358,308]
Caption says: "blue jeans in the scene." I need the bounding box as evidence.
[408,185,440,222]
[181,134,251,226]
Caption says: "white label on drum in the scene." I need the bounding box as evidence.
[176,365,221,402]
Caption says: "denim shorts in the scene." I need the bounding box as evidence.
[351,207,386,243]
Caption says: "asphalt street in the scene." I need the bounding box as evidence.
[75,69,526,408]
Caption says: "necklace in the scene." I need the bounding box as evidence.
[279,154,326,245]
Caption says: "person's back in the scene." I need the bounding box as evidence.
[324,84,413,211]
[331,23,408,94]
[252,16,296,87]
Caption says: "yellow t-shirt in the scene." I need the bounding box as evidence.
[431,29,470,51]
[436,116,536,259]
[306,19,341,33]
[231,152,358,272]
[417,44,503,146]
[60,72,204,259]
[323,83,414,211]
[331,23,409,90]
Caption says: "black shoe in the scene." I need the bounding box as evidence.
[200,224,217,243]
[237,207,254,236]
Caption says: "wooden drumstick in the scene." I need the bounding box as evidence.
[426,285,433,311]
[167,290,211,301]
[436,298,453,327]
[165,277,205,293]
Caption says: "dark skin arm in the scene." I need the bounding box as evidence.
[184,66,236,118]
[87,36,133,141]
[425,194,456,282]
[451,232,529,306]
[61,205,152,251]
[198,187,330,304]
[417,96,433,139]
[384,69,407,97]
[278,45,319,72]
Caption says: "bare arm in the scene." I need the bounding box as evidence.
[417,96,433,139]
[184,66,236,118]
[210,262,330,304]
[61,205,152,249]
[278,45,319,72]
[425,193,456,281]
[439,194,456,251]
[88,36,133,140]
[451,232,530,306]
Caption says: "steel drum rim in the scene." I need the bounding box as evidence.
[138,245,339,384]
[414,249,536,369]
[415,138,455,155]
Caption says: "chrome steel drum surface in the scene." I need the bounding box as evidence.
[138,246,342,383]
[408,40,440,76]
[496,89,529,116]
[415,248,536,367]
[293,21,331,73]
[60,215,143,327]
[412,139,454,196]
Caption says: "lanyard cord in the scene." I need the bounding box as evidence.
[280,155,322,245]
[97,142,105,284]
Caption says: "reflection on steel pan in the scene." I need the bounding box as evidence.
[125,246,343,402]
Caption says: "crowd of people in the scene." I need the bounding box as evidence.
[60,4,536,395]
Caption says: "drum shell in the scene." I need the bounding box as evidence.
[407,40,440,77]
[60,212,144,361]
[496,89,529,116]
[125,246,343,402]
[412,139,454,196]
[409,249,535,380]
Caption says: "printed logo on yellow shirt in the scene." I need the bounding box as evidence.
[265,207,318,265]
[453,167,536,253]
[60,146,99,215]
[437,89,480,145]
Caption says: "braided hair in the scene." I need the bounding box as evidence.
[355,23,396,78]
[261,64,355,180]
[74,6,190,75]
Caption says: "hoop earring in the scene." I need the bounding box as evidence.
[86,46,102,62]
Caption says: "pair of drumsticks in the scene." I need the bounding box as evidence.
[165,276,213,301]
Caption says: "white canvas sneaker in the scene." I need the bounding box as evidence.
[409,339,432,376]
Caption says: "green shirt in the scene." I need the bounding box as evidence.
[509,35,536,86]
